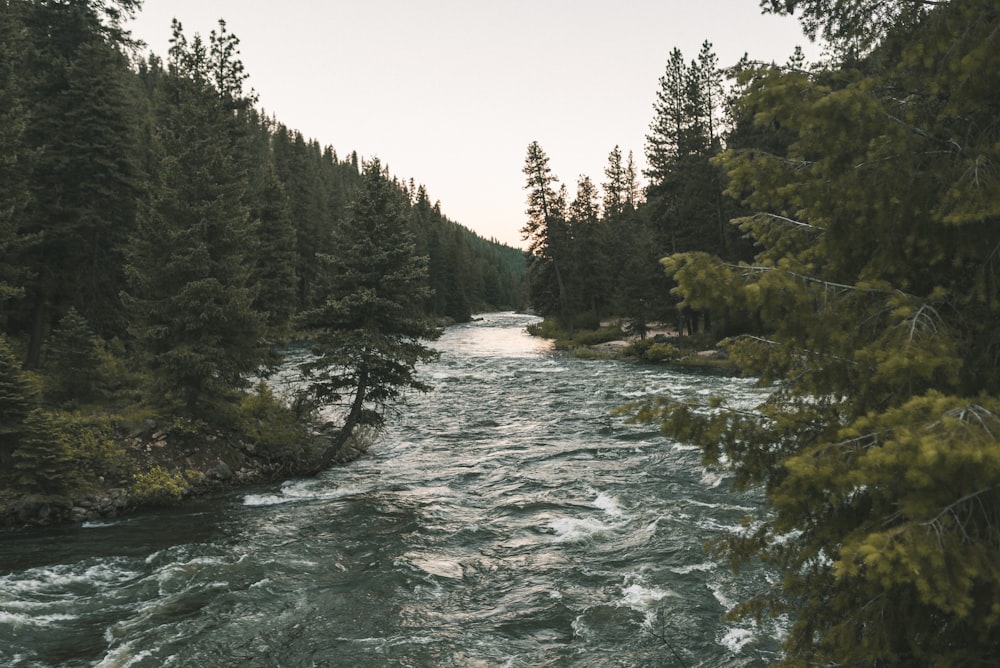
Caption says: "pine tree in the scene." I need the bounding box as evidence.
[640,1,1000,663]
[299,159,440,470]
[43,307,102,406]
[624,150,640,211]
[0,0,30,311]
[568,175,604,320]
[521,141,573,330]
[16,0,139,361]
[645,45,728,257]
[602,145,627,220]
[0,335,32,472]
[246,131,298,341]
[760,0,932,60]
[13,408,73,495]
[124,21,265,421]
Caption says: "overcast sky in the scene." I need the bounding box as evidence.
[125,1,818,247]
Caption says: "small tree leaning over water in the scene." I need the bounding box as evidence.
[298,158,440,470]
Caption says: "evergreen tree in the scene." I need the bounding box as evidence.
[624,150,640,211]
[640,1,1000,662]
[12,408,73,495]
[602,145,627,220]
[124,21,265,421]
[299,158,440,470]
[760,0,932,60]
[43,307,102,406]
[568,175,604,320]
[0,335,32,472]
[16,0,140,361]
[521,141,573,329]
[246,127,298,341]
[0,0,30,312]
[645,42,735,262]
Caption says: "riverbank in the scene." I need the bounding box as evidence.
[0,421,372,533]
[0,311,778,667]
[530,318,735,370]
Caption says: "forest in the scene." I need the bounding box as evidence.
[0,0,525,522]
[518,0,999,664]
[3,0,999,663]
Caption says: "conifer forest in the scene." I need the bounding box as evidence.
[521,0,1000,663]
[3,0,1000,665]
[0,1,524,513]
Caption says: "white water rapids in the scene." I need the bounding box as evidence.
[0,312,784,667]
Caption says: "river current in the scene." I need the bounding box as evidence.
[1,312,783,667]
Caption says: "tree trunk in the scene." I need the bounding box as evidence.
[312,365,369,473]
[25,286,47,369]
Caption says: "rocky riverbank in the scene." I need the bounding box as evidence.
[0,425,372,533]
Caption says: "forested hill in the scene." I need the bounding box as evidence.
[0,1,525,372]
[0,0,526,524]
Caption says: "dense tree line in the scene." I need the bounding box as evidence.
[580,0,999,664]
[521,39,756,339]
[0,0,525,503]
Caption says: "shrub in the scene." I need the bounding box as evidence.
[645,343,681,362]
[238,382,311,460]
[131,466,189,503]
[63,415,134,488]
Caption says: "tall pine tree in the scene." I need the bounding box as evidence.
[641,1,1000,662]
[521,141,573,330]
[124,20,265,421]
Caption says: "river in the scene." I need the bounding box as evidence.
[1,312,783,667]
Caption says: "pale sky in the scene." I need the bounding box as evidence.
[125,1,817,248]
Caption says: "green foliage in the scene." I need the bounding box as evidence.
[12,409,74,495]
[124,22,266,421]
[644,343,681,363]
[14,0,140,359]
[299,158,441,469]
[525,318,567,340]
[760,0,933,60]
[0,334,32,468]
[570,325,624,347]
[43,308,103,406]
[0,1,30,307]
[62,414,133,488]
[238,382,312,461]
[130,465,190,504]
[633,2,1000,663]
[521,141,572,323]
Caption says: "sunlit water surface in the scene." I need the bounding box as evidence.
[0,312,782,667]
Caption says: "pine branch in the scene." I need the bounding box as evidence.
[754,212,824,231]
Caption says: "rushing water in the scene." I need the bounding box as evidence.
[1,312,784,667]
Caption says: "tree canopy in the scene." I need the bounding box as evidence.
[630,0,1000,663]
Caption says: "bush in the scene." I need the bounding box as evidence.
[645,343,681,362]
[63,415,134,488]
[238,382,312,461]
[131,466,190,503]
[526,318,566,339]
[572,325,624,346]
[622,338,654,359]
